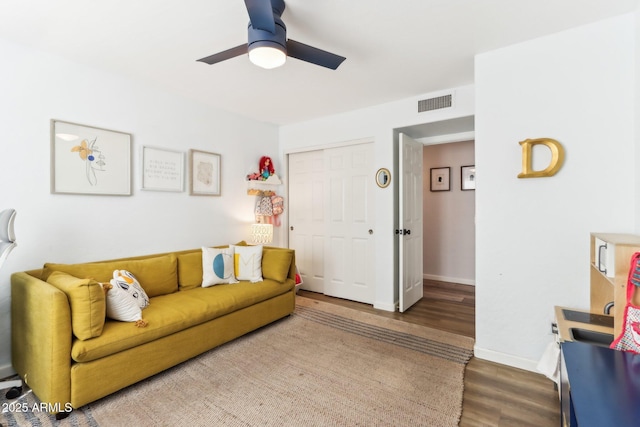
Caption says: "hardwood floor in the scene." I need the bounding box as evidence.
[298,280,560,426]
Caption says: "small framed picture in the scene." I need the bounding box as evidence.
[461,165,476,191]
[375,168,391,188]
[141,146,185,192]
[430,167,450,192]
[189,149,221,196]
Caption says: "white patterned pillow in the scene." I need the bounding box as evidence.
[102,282,145,323]
[231,244,263,283]
[202,247,239,287]
[111,269,150,309]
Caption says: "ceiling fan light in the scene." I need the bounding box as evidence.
[249,45,286,69]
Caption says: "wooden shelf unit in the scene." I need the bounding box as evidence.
[590,233,640,337]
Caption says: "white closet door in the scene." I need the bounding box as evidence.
[288,150,325,293]
[288,143,376,304]
[324,143,375,304]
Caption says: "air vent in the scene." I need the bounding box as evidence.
[418,94,452,113]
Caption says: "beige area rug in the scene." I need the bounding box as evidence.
[1,296,474,427]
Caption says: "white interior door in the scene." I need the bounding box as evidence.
[399,133,423,312]
[324,143,375,303]
[288,150,325,293]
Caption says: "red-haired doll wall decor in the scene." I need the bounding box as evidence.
[259,156,275,180]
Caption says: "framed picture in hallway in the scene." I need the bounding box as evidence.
[430,167,450,192]
[461,165,476,191]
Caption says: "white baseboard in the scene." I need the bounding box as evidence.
[423,274,475,286]
[473,345,539,373]
[0,363,16,380]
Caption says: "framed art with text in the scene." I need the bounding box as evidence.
[141,146,185,192]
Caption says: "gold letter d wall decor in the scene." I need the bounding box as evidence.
[517,138,565,178]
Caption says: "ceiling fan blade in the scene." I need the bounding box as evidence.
[244,0,275,33]
[286,39,346,70]
[197,44,248,65]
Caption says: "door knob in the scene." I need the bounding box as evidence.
[290,226,294,231]
[368,229,373,235]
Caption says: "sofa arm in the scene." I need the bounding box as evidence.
[288,251,296,283]
[11,272,72,408]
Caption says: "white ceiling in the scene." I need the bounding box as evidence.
[0,1,636,126]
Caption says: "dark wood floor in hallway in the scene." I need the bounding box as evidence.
[298,280,560,426]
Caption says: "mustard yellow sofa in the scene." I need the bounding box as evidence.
[10,246,295,414]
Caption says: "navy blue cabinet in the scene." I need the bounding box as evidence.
[560,341,640,427]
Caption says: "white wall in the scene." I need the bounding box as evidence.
[423,141,475,285]
[0,38,279,376]
[636,6,640,233]
[279,87,475,311]
[475,14,635,370]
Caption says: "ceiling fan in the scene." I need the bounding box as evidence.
[197,0,346,70]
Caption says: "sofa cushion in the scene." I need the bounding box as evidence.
[202,247,238,287]
[177,251,202,291]
[42,254,178,298]
[71,279,293,362]
[103,281,147,324]
[177,245,241,291]
[46,271,106,341]
[262,247,294,283]
[232,245,263,282]
[111,270,149,309]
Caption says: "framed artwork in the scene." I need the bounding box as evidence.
[461,165,476,191]
[430,167,450,192]
[189,149,221,196]
[51,119,132,196]
[141,146,185,192]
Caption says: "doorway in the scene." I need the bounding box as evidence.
[395,115,476,312]
[422,140,475,285]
